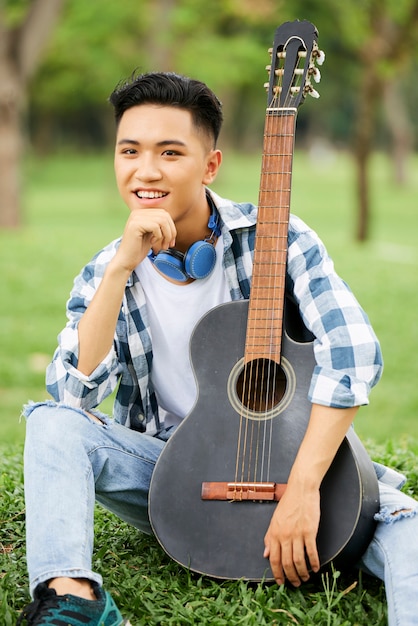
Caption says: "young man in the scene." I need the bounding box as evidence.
[19,72,418,625]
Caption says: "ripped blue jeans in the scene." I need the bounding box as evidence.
[23,402,418,625]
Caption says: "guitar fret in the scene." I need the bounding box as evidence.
[251,275,285,282]
[257,202,290,207]
[264,133,294,138]
[247,315,283,319]
[249,277,285,282]
[260,172,292,178]
[258,227,287,232]
[249,292,285,297]
[256,214,289,218]
[247,324,283,328]
[247,336,283,340]
[252,266,286,270]
[247,314,283,320]
[248,299,284,303]
[253,238,287,243]
[257,208,289,212]
[245,99,297,363]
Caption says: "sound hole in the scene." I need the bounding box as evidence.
[236,358,286,413]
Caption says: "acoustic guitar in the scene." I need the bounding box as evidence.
[149,20,379,581]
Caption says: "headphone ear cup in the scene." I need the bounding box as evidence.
[184,241,217,280]
[152,249,189,282]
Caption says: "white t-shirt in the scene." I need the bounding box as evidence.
[135,236,231,425]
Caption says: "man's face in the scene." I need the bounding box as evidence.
[114,104,221,225]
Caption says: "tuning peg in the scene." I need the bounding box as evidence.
[310,66,321,83]
[303,80,320,98]
[307,85,320,98]
[316,49,325,66]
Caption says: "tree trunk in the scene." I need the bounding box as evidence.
[143,0,177,70]
[383,80,413,185]
[0,0,65,228]
[353,69,381,242]
[0,55,24,228]
[351,1,418,241]
[355,150,369,243]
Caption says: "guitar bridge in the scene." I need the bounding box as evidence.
[201,481,286,502]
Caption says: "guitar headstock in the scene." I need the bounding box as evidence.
[265,20,325,110]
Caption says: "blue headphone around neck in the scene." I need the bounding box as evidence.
[148,193,221,283]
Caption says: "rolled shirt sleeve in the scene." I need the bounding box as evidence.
[287,216,383,408]
[46,325,121,410]
[46,244,123,411]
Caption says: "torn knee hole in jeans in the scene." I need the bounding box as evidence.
[375,505,418,524]
[22,400,110,427]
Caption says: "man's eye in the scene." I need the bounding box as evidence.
[163,150,179,156]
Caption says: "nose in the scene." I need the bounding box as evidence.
[135,153,162,182]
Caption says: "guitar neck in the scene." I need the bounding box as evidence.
[245,109,297,364]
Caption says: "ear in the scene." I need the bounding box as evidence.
[202,149,222,185]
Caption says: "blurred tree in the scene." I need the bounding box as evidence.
[2,0,418,236]
[28,0,147,151]
[317,0,418,240]
[352,0,418,240]
[29,0,289,151]
[0,0,65,228]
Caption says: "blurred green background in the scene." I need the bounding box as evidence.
[1,0,418,450]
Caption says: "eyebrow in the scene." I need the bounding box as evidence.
[116,138,187,147]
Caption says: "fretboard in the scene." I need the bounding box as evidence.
[244,109,297,363]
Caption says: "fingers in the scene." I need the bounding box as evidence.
[145,211,177,252]
[264,529,320,587]
[130,208,176,250]
[305,535,321,576]
[264,534,285,586]
[117,209,177,270]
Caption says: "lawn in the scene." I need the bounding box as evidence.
[1,149,418,623]
[1,148,417,447]
[4,439,418,623]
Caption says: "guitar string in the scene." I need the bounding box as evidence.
[258,100,277,485]
[255,47,301,486]
[235,47,286,490]
[233,74,274,493]
[233,55,278,491]
[246,84,276,488]
[245,48,288,488]
[264,49,304,484]
[263,60,286,485]
[257,49,290,485]
[234,44,303,493]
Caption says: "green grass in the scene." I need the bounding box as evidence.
[2,149,417,446]
[5,438,418,623]
[1,149,418,622]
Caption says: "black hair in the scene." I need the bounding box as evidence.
[109,71,223,147]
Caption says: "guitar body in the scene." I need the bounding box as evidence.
[149,300,379,580]
[150,20,380,581]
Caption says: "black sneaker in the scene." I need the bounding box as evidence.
[17,582,131,625]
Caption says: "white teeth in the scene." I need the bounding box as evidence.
[136,191,167,199]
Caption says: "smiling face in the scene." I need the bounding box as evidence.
[114,104,222,245]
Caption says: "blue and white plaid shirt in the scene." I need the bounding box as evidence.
[46,190,383,435]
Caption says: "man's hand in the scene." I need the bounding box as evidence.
[263,482,321,586]
[115,208,177,273]
[263,404,359,586]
